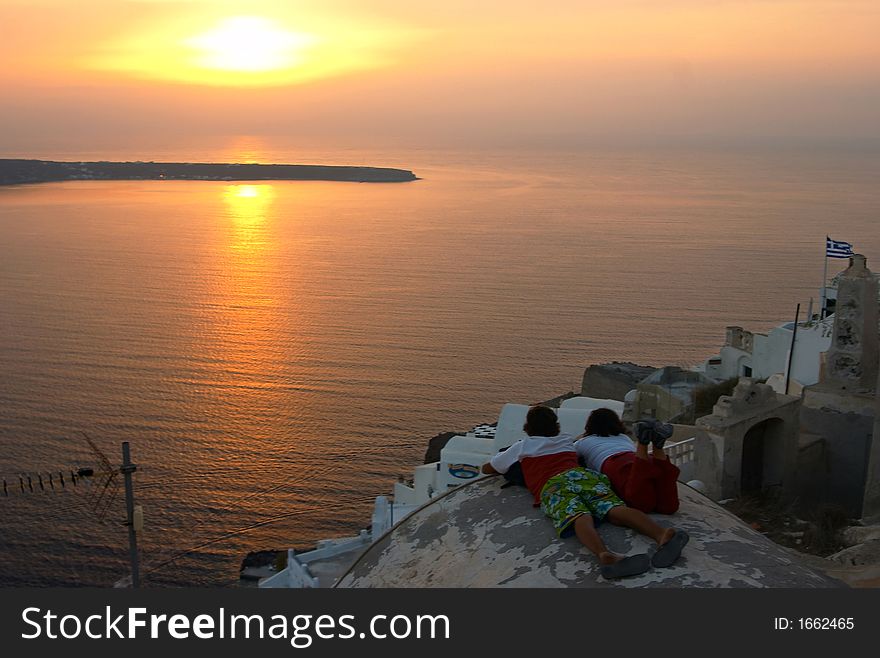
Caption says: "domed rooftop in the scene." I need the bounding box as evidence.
[336,478,842,588]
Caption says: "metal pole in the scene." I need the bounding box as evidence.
[784,304,800,396]
[820,242,829,318]
[121,442,140,588]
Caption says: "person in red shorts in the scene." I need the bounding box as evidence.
[575,408,681,515]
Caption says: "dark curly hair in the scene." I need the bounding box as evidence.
[523,405,560,437]
[584,408,626,437]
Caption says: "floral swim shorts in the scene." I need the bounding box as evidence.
[540,467,624,537]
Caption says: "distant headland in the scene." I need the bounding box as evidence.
[0,159,418,186]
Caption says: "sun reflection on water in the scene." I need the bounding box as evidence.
[223,184,275,232]
[207,183,286,428]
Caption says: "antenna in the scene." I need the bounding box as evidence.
[2,434,141,588]
[81,432,120,521]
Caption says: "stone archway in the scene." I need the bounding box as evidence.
[740,417,785,495]
[695,379,801,501]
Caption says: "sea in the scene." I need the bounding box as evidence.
[1,143,878,586]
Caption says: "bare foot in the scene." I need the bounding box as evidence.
[658,527,676,546]
[598,551,620,565]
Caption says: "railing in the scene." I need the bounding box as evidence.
[259,531,372,589]
[665,437,696,481]
[258,550,319,588]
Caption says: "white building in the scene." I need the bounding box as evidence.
[702,319,833,391]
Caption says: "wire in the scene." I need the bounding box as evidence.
[135,458,344,574]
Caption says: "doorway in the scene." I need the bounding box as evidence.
[740,418,785,494]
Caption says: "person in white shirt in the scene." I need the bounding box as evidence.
[575,408,680,515]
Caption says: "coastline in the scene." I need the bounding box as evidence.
[0,159,419,186]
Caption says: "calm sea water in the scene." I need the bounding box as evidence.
[1,146,878,586]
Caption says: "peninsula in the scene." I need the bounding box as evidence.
[0,159,418,186]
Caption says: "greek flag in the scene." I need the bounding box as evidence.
[826,236,854,259]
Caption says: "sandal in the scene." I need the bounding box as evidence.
[651,421,674,449]
[651,529,689,568]
[599,553,651,579]
[634,421,654,446]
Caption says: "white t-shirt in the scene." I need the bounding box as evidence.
[489,433,579,502]
[574,434,636,472]
[489,433,577,473]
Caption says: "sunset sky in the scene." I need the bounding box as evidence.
[2,0,879,153]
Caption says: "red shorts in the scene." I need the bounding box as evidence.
[601,451,680,514]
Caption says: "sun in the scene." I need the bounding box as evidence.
[88,12,405,87]
[184,16,318,73]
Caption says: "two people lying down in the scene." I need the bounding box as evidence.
[481,405,689,579]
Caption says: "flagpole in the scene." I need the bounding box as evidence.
[784,304,800,395]
[820,237,829,319]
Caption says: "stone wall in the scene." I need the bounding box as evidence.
[581,362,655,400]
[800,406,873,517]
[862,368,880,522]
[801,254,879,520]
[825,254,879,392]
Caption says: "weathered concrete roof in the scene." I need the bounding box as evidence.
[336,478,843,588]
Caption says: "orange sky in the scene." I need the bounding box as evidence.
[1,0,879,152]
